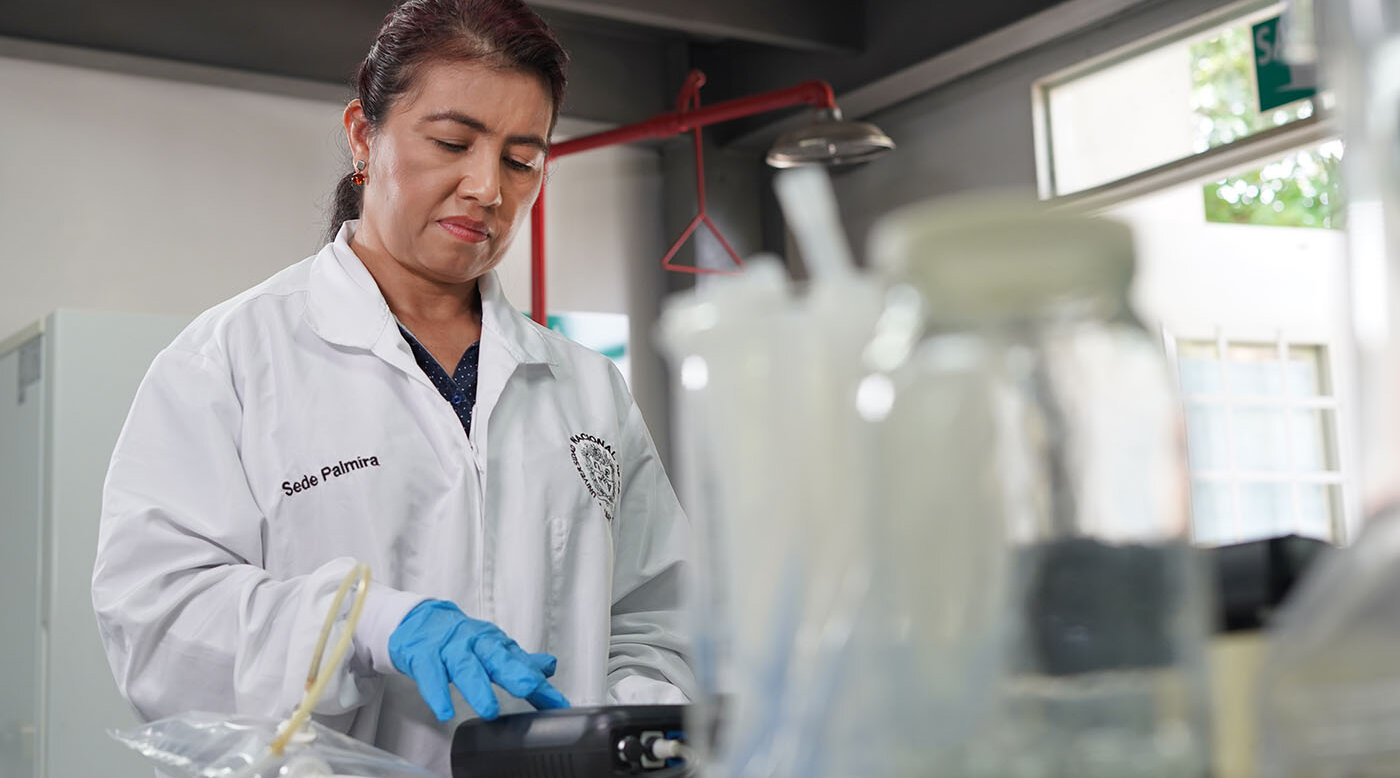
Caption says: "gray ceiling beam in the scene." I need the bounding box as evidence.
[0,0,675,128]
[719,0,1184,149]
[529,0,863,53]
[687,0,1069,145]
[725,0,1162,149]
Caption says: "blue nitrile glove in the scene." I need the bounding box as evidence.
[388,600,571,721]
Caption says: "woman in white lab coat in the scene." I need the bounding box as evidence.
[91,1,693,774]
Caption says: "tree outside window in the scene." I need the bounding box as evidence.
[1191,26,1344,228]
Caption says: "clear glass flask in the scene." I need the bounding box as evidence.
[656,259,799,778]
[863,198,1211,778]
[657,252,885,778]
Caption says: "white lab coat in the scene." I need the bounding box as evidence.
[92,222,694,777]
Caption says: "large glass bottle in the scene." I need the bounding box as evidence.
[863,199,1211,778]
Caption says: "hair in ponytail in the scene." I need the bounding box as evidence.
[326,171,365,243]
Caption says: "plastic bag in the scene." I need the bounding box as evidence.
[110,710,434,778]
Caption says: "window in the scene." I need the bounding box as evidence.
[1041,1,1332,207]
[1189,22,1343,229]
[1040,2,1356,546]
[1172,336,1343,545]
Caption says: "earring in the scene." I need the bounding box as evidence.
[351,159,367,187]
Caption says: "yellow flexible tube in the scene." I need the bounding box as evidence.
[269,563,372,757]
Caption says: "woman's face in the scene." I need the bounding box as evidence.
[345,58,554,285]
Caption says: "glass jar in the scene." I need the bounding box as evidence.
[863,198,1211,778]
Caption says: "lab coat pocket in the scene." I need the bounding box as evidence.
[547,513,573,613]
[545,511,613,704]
[543,514,575,684]
[544,511,614,627]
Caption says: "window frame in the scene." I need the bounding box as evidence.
[1164,330,1352,545]
[1032,0,1336,208]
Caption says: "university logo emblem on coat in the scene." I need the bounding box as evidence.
[570,433,620,521]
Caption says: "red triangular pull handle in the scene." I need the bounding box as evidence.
[661,70,744,276]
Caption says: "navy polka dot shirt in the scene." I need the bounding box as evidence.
[398,324,480,437]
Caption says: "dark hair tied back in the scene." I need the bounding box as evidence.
[326,0,568,241]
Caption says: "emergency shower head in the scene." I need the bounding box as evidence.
[766,107,895,168]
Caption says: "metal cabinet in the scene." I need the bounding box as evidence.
[0,310,188,778]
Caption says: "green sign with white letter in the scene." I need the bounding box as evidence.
[1252,15,1317,112]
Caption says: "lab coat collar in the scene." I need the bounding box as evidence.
[306,221,393,351]
[307,221,555,368]
[478,268,557,368]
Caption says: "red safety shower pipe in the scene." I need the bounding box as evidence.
[528,78,837,324]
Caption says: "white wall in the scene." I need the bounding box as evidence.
[1110,185,1350,343]
[0,53,341,338]
[0,45,660,340]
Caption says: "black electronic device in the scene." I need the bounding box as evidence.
[451,705,691,778]
[1210,534,1332,631]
